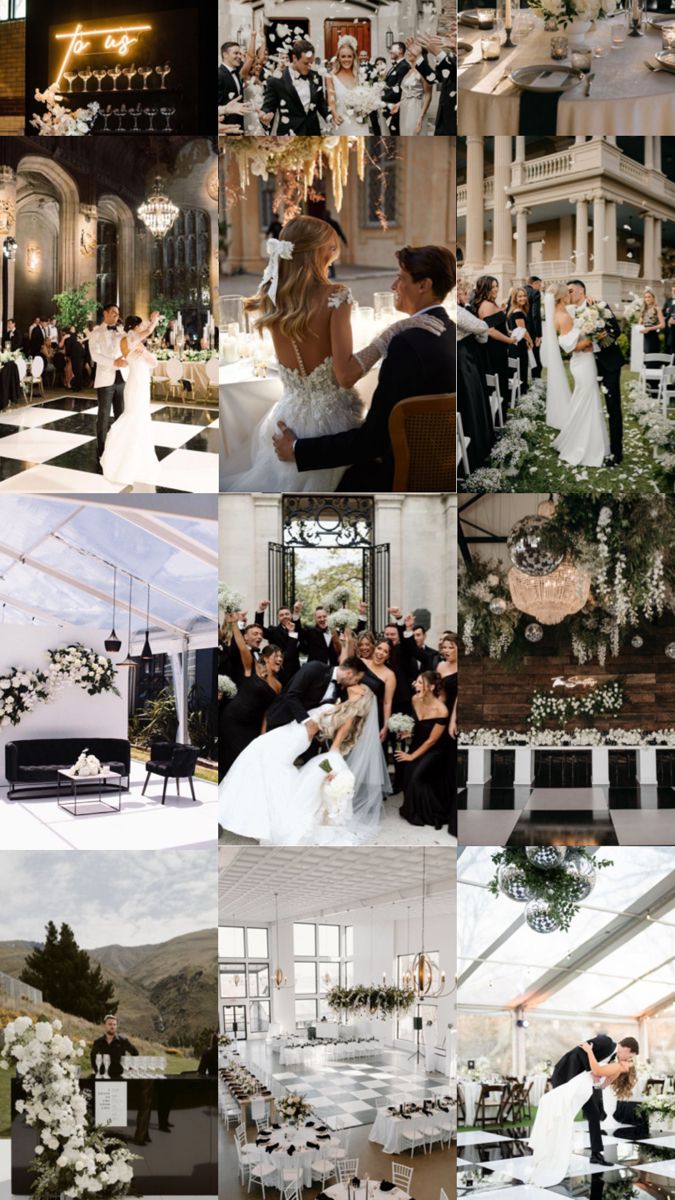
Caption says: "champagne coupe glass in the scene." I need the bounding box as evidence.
[118,103,128,131]
[160,105,175,132]
[123,62,137,90]
[130,102,143,132]
[102,1054,111,1079]
[143,105,157,131]
[95,1053,103,1077]
[156,62,172,89]
[78,65,93,92]
[93,68,108,91]
[139,65,153,90]
[108,64,123,91]
[63,69,78,93]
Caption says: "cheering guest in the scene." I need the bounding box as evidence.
[90,1015,138,1080]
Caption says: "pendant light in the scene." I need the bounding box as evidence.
[117,574,137,669]
[104,565,122,653]
[411,849,451,1000]
[272,893,287,990]
[141,582,153,661]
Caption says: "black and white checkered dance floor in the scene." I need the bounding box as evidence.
[272,1059,438,1129]
[0,396,219,492]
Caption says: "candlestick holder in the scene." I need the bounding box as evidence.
[628,8,643,34]
[504,22,514,45]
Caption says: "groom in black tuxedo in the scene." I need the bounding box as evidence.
[273,245,456,491]
[382,42,410,135]
[551,1035,638,1163]
[260,40,330,134]
[265,657,366,739]
[567,279,625,465]
[218,42,245,131]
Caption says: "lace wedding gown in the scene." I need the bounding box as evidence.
[527,1071,593,1185]
[219,697,391,846]
[333,75,371,135]
[100,336,159,486]
[221,290,365,492]
[553,326,609,467]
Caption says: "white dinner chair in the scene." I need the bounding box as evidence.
[392,1161,414,1191]
[336,1157,359,1182]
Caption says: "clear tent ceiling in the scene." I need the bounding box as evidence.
[458,847,675,1020]
[0,496,217,652]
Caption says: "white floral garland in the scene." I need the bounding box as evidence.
[31,86,100,137]
[0,644,118,728]
[459,727,675,746]
[1,1017,137,1200]
[529,680,625,730]
[626,380,675,474]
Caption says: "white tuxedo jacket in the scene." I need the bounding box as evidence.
[89,323,130,388]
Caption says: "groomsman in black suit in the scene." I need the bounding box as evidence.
[228,620,264,686]
[5,319,21,352]
[260,40,330,135]
[219,42,245,131]
[414,34,456,135]
[382,42,410,135]
[664,282,675,354]
[526,276,543,379]
[273,245,456,491]
[299,607,340,666]
[254,599,303,683]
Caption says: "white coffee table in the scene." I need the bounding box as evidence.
[56,768,123,815]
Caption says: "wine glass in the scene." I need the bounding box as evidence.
[130,102,143,132]
[123,63,137,90]
[156,62,172,89]
[160,105,175,132]
[139,65,153,90]
[143,105,158,131]
[102,1054,111,1079]
[63,70,78,93]
[95,1053,103,1076]
[93,68,108,91]
[78,66,93,92]
[108,64,123,91]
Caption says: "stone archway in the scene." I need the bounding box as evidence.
[98,194,137,318]
[16,155,80,290]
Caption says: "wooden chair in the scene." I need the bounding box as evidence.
[389,393,455,491]
[475,1083,510,1128]
[646,1078,666,1094]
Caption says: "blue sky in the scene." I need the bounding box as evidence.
[0,850,216,947]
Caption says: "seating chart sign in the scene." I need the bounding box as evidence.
[95,1082,128,1128]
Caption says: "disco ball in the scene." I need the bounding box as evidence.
[525,623,544,643]
[525,897,561,934]
[498,862,535,904]
[563,851,597,900]
[666,642,675,661]
[489,598,508,616]
[525,846,568,870]
[630,635,644,649]
[507,516,565,577]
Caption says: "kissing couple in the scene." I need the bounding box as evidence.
[89,302,163,488]
[220,216,456,493]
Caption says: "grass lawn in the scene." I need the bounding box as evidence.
[130,746,217,784]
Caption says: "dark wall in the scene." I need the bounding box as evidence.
[0,19,25,118]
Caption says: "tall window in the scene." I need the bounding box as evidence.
[219,925,271,1038]
[97,221,118,307]
[151,207,211,336]
[293,922,353,1029]
[0,1,25,19]
[396,952,440,1042]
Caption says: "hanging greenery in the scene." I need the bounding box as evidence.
[326,984,416,1019]
[529,680,625,730]
[488,849,612,932]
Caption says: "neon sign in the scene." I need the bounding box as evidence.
[53,23,153,86]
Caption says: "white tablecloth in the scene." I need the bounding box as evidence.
[459,1079,482,1126]
[459,20,675,133]
[252,1124,322,1188]
[153,358,216,396]
[631,323,645,373]
[369,1106,451,1154]
[325,1183,411,1200]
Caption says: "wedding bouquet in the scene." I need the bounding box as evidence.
[575,302,614,342]
[71,749,103,777]
[219,584,245,615]
[319,759,355,825]
[277,1092,313,1124]
[218,674,238,699]
[341,82,385,124]
[387,714,415,743]
[327,607,359,632]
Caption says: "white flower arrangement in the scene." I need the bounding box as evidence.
[387,713,415,739]
[218,674,238,699]
[622,293,644,325]
[0,666,51,728]
[31,86,100,137]
[1,1017,138,1200]
[529,680,625,730]
[277,1092,313,1125]
[342,81,385,123]
[575,302,612,341]
[527,0,616,26]
[459,727,675,746]
[218,584,245,615]
[71,750,102,778]
[0,350,25,365]
[319,762,355,826]
[327,607,359,632]
[48,646,119,698]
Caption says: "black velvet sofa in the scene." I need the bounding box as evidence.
[4,738,131,799]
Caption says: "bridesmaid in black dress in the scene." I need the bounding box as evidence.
[457,278,494,473]
[395,671,450,830]
[438,636,458,838]
[219,615,283,778]
[471,275,520,418]
[505,286,534,395]
[357,632,397,742]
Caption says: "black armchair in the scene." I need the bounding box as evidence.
[142,741,200,804]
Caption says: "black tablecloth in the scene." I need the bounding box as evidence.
[0,361,20,410]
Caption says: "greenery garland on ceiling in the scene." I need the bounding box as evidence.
[326,984,416,1019]
[488,848,612,933]
[459,495,675,667]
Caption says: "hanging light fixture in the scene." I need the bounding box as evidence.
[117,574,137,669]
[141,583,153,661]
[411,849,451,1001]
[138,176,179,240]
[272,893,287,990]
[402,905,412,990]
[104,565,122,653]
[508,559,591,625]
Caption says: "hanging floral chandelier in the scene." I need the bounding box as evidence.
[138,176,179,239]
[508,559,592,626]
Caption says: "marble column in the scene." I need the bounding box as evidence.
[604,201,617,273]
[654,217,662,281]
[515,207,530,281]
[593,196,606,273]
[465,136,485,268]
[575,197,588,275]
[514,136,526,162]
[491,136,515,283]
[644,135,654,170]
[654,138,662,173]
[643,213,655,282]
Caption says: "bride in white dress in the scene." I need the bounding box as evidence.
[220,215,443,492]
[327,36,372,135]
[219,685,391,845]
[527,1041,635,1186]
[545,283,609,467]
[100,312,161,487]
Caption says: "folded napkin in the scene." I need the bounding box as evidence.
[265,1143,279,1153]
[380,1183,395,1192]
[317,1132,330,1139]
[400,1113,411,1120]
[272,1123,281,1129]
[352,1178,361,1188]
[317,1125,327,1132]
[307,1141,320,1150]
[305,1120,315,1127]
[287,1145,296,1155]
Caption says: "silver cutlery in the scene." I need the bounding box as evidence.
[584,71,595,95]
[490,71,510,92]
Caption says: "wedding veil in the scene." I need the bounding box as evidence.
[343,695,392,843]
[542,289,571,430]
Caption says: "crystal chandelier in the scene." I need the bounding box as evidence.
[508,559,591,625]
[137,176,179,239]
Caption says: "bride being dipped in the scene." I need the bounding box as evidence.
[220,216,444,492]
[219,632,391,846]
[544,283,609,468]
